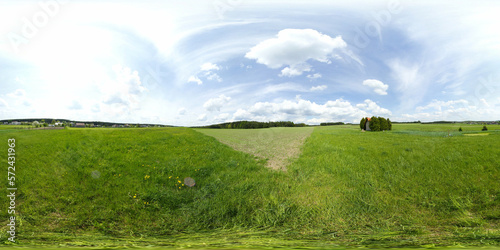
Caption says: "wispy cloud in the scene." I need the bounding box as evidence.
[310,85,327,91]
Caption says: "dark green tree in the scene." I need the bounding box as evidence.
[482,125,488,131]
[387,118,392,130]
[379,117,388,131]
[369,116,380,131]
[360,117,366,130]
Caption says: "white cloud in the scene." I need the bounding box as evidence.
[7,89,26,98]
[310,85,327,91]
[188,75,203,85]
[415,99,469,112]
[479,98,490,107]
[387,59,429,110]
[280,63,311,77]
[213,113,231,123]
[356,99,392,116]
[257,83,305,95]
[198,114,207,121]
[245,29,347,76]
[68,100,83,110]
[98,65,147,113]
[178,107,187,115]
[204,72,222,82]
[103,94,128,105]
[232,96,392,124]
[203,94,231,112]
[6,88,31,107]
[0,98,7,107]
[91,104,100,113]
[233,108,253,121]
[190,62,223,84]
[117,66,145,95]
[362,79,389,95]
[399,98,500,122]
[307,73,322,79]
[201,63,220,71]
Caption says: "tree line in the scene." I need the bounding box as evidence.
[201,121,307,129]
[320,122,345,126]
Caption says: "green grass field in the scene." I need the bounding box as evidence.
[0,124,499,248]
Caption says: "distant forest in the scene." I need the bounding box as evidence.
[199,121,353,129]
[199,121,307,129]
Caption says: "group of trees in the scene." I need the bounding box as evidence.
[360,116,392,131]
[203,121,307,129]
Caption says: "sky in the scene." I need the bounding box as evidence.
[0,0,499,126]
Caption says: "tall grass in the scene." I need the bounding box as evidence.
[286,125,500,236]
[0,128,294,238]
[0,124,499,246]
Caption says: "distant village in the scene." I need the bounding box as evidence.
[1,119,170,128]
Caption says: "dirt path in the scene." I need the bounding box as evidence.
[196,127,314,171]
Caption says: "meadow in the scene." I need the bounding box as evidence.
[0,123,499,248]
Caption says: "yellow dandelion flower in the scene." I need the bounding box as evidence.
[178,180,181,183]
[144,202,146,204]
[133,195,136,198]
[169,176,172,179]
[179,187,181,189]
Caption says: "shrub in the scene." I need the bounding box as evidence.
[459,127,462,132]
[387,118,392,131]
[482,126,488,131]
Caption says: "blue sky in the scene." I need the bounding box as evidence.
[1,0,499,126]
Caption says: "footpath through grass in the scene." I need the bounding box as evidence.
[0,124,499,248]
[195,127,314,170]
